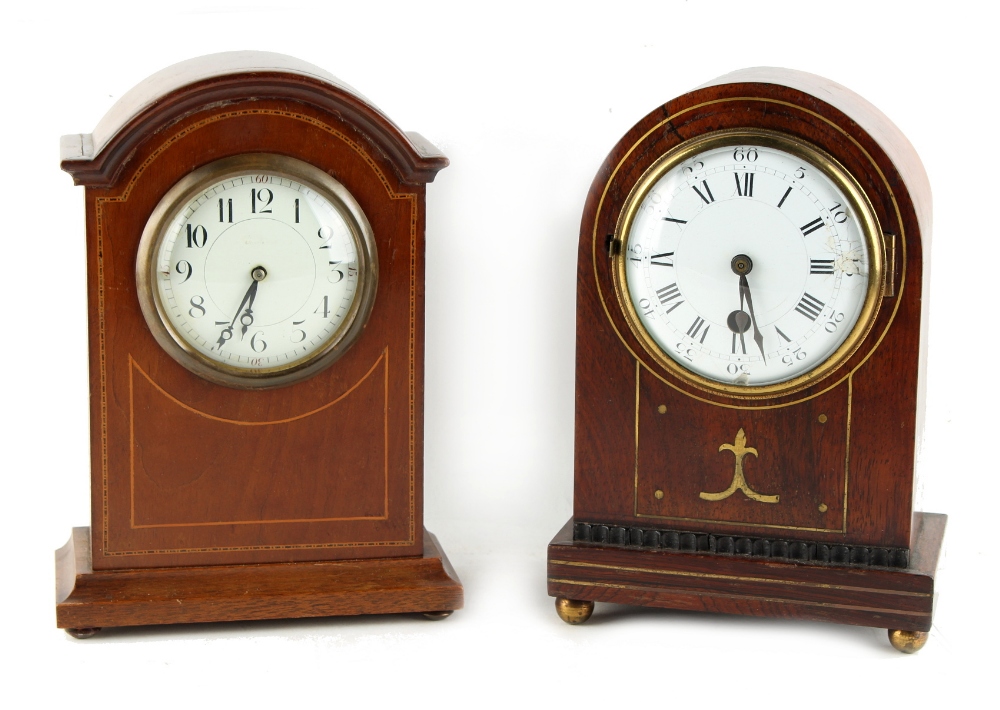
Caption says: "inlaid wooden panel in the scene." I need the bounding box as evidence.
[570,69,929,551]
[63,56,447,570]
[635,365,849,533]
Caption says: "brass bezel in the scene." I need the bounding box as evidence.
[136,153,379,390]
[612,128,885,399]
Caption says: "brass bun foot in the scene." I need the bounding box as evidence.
[555,597,594,625]
[65,627,101,639]
[888,629,928,653]
[422,611,453,621]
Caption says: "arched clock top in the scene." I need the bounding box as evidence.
[697,67,932,240]
[59,51,447,187]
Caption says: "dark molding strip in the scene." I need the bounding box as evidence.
[573,522,909,569]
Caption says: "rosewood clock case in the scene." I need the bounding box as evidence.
[547,68,944,643]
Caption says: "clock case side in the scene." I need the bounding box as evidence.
[570,68,931,552]
[61,55,448,571]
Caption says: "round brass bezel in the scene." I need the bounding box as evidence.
[611,128,885,399]
[136,153,379,390]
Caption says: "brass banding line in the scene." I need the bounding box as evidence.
[549,560,931,597]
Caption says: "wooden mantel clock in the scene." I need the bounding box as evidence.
[55,52,462,636]
[547,68,944,653]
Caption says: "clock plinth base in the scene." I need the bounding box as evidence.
[56,527,463,633]
[547,513,944,637]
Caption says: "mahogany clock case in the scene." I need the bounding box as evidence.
[55,53,463,631]
[547,68,944,635]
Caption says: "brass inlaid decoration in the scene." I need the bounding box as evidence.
[700,429,779,504]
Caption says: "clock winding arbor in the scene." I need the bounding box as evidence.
[546,68,944,652]
[55,53,462,636]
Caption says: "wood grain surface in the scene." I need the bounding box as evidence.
[57,527,463,629]
[60,54,446,571]
[570,68,931,549]
[548,513,943,631]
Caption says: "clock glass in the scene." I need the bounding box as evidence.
[616,129,883,393]
[137,154,377,388]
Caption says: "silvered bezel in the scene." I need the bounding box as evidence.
[136,153,378,390]
[611,128,885,398]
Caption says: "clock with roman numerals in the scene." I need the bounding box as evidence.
[547,68,945,653]
[55,52,462,637]
[615,128,882,395]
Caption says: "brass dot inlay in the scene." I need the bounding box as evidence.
[818,414,828,423]
[818,503,828,512]
[654,490,664,499]
[657,405,667,414]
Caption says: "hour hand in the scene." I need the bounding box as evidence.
[739,275,766,362]
[215,325,233,350]
[732,255,766,363]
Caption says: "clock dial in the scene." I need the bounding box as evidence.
[617,130,882,391]
[137,154,377,387]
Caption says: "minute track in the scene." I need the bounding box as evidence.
[619,133,873,388]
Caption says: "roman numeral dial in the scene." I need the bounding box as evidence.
[620,137,874,389]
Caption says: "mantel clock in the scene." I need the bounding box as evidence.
[55,52,463,636]
[547,68,944,653]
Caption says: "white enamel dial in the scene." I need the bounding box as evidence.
[138,155,377,387]
[621,134,878,389]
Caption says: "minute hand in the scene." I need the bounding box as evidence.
[739,274,766,363]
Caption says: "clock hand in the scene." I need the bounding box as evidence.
[237,280,258,340]
[739,275,766,362]
[731,254,766,363]
[215,266,267,350]
[727,309,751,355]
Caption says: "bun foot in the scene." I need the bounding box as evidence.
[555,597,594,625]
[888,629,928,653]
[65,627,101,639]
[422,610,453,620]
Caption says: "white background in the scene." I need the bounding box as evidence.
[3,1,994,707]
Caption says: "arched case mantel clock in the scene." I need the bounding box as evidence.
[547,68,944,653]
[55,52,462,635]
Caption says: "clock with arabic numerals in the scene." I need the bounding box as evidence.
[54,52,462,637]
[546,68,945,653]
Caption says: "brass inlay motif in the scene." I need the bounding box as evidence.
[818,414,828,423]
[657,404,667,414]
[634,365,850,533]
[700,428,779,503]
[654,490,664,500]
[819,503,829,513]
